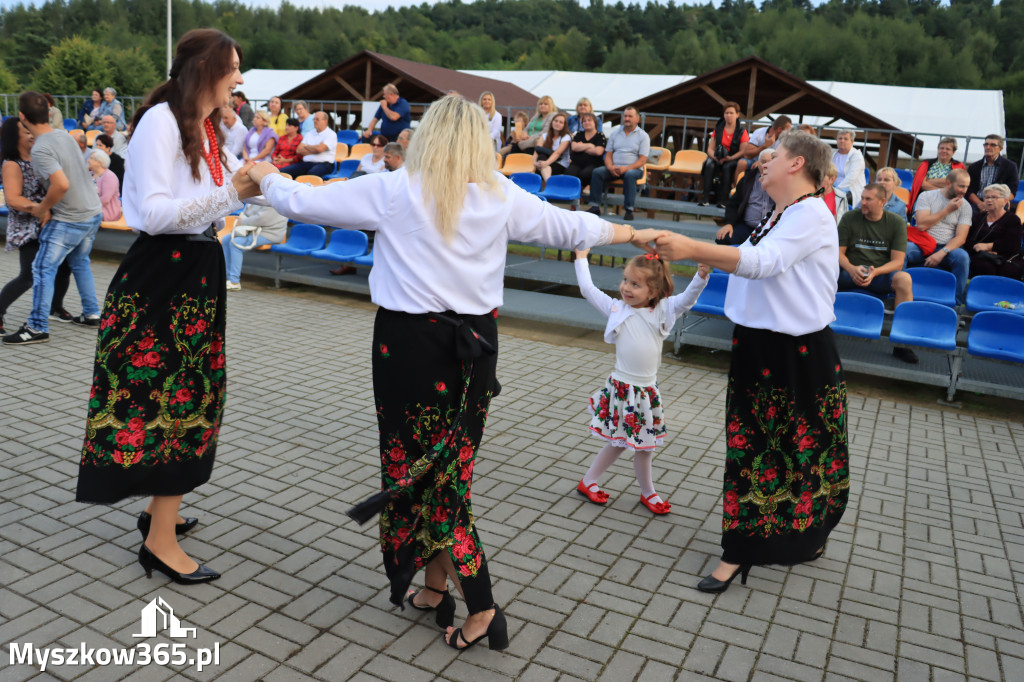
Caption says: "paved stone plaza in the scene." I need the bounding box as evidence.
[1,253,1023,682]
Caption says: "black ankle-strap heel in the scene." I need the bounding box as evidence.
[407,585,456,629]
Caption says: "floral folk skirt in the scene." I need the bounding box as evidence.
[373,307,499,609]
[721,324,850,566]
[76,231,227,504]
[588,375,666,451]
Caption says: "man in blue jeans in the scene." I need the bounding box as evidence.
[4,91,103,345]
[905,168,972,306]
[587,106,649,221]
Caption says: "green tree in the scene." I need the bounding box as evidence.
[33,36,115,95]
[0,59,21,93]
[110,47,161,97]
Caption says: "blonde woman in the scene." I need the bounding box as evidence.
[242,110,277,163]
[500,94,554,155]
[875,166,907,218]
[246,95,660,652]
[568,97,601,134]
[478,91,503,151]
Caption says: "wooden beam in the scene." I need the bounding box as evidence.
[750,90,806,121]
[699,85,727,107]
[365,61,371,100]
[746,66,757,119]
[333,75,363,101]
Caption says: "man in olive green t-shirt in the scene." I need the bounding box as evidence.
[837,183,917,363]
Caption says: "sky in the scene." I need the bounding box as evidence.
[2,0,705,12]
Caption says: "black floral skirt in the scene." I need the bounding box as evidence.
[721,324,850,566]
[372,307,499,609]
[76,231,227,504]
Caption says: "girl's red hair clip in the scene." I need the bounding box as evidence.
[644,253,660,260]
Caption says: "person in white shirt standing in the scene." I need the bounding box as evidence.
[219,105,247,159]
[278,110,337,178]
[832,129,866,208]
[246,95,661,654]
[652,131,850,594]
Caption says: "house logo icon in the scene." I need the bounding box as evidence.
[132,597,197,639]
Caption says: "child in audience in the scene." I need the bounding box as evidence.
[574,249,709,514]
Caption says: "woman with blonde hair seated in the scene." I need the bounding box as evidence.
[246,94,660,652]
[874,166,907,219]
[478,91,502,151]
[499,95,554,156]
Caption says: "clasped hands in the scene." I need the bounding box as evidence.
[630,229,696,261]
[231,161,282,200]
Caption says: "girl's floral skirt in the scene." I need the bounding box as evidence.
[722,324,850,566]
[588,376,666,451]
[77,229,226,504]
[373,307,499,611]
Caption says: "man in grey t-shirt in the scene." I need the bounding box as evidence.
[907,168,972,305]
[587,106,649,221]
[2,91,104,346]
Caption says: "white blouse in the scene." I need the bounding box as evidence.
[725,198,838,336]
[487,111,503,151]
[124,103,243,235]
[357,153,386,174]
[260,169,614,314]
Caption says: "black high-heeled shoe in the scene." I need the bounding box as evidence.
[808,541,827,562]
[696,564,751,593]
[137,511,199,540]
[445,604,509,652]
[407,585,456,628]
[138,545,220,585]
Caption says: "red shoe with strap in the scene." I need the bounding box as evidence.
[640,493,671,515]
[577,480,609,504]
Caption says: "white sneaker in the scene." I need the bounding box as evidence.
[226,281,242,291]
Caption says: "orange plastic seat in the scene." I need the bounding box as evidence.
[646,147,671,172]
[100,216,131,230]
[325,177,347,184]
[348,143,372,160]
[217,215,238,241]
[335,143,349,162]
[500,153,535,176]
[668,149,707,176]
[495,152,503,170]
[893,187,910,204]
[85,130,100,147]
[294,175,324,186]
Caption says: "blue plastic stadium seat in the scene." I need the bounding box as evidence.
[895,168,914,188]
[509,172,542,194]
[539,175,582,203]
[888,300,958,351]
[1016,187,1024,204]
[906,267,957,307]
[63,117,78,131]
[967,311,1024,362]
[270,224,326,255]
[325,159,360,180]
[691,272,728,316]
[337,130,360,146]
[351,251,374,266]
[309,229,369,262]
[831,292,885,339]
[965,275,1024,313]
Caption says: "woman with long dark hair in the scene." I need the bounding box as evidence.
[247,95,659,651]
[76,28,260,584]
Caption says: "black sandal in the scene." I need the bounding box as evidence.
[407,586,456,629]
[445,605,509,652]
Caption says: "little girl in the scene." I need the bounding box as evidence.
[575,249,709,514]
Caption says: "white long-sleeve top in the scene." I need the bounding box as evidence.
[833,147,866,208]
[726,198,838,336]
[487,111,503,151]
[124,103,243,235]
[576,258,708,386]
[260,169,614,314]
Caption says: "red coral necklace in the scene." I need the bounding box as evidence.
[201,118,224,187]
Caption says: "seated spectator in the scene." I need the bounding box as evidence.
[243,110,277,163]
[500,96,554,156]
[587,106,649,221]
[78,90,101,129]
[363,84,411,142]
[383,142,404,171]
[93,134,124,190]
[502,112,530,154]
[100,115,128,156]
[567,97,601,135]
[293,100,313,134]
[533,111,571,185]
[907,169,972,305]
[279,111,338,178]
[220,106,247,159]
[797,124,817,136]
[738,115,791,175]
[967,134,1020,214]
[822,164,849,222]
[87,150,121,222]
[44,93,63,130]
[88,87,126,131]
[223,204,288,291]
[351,134,388,178]
[396,128,412,150]
[566,112,607,191]
[874,166,908,219]
[908,137,964,213]
[267,96,288,137]
[965,183,1024,279]
[837,183,916,363]
[832,129,866,208]
[232,91,254,128]
[271,117,302,169]
[69,129,92,164]
[699,101,748,208]
[478,91,503,151]
[715,149,773,246]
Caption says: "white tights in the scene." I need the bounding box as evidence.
[582,443,663,504]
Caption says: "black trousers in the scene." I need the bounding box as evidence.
[702,158,740,204]
[0,239,71,317]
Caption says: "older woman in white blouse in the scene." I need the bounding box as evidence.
[247,95,658,653]
[654,131,850,594]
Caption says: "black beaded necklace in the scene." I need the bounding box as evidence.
[748,187,825,245]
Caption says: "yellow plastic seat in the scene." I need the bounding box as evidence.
[500,153,535,176]
[100,216,131,230]
[85,130,100,147]
[495,152,503,170]
[217,215,238,241]
[347,143,372,160]
[335,143,349,162]
[294,175,324,186]
[325,178,347,184]
[646,147,671,172]
[278,173,292,180]
[893,187,910,204]
[668,149,707,176]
